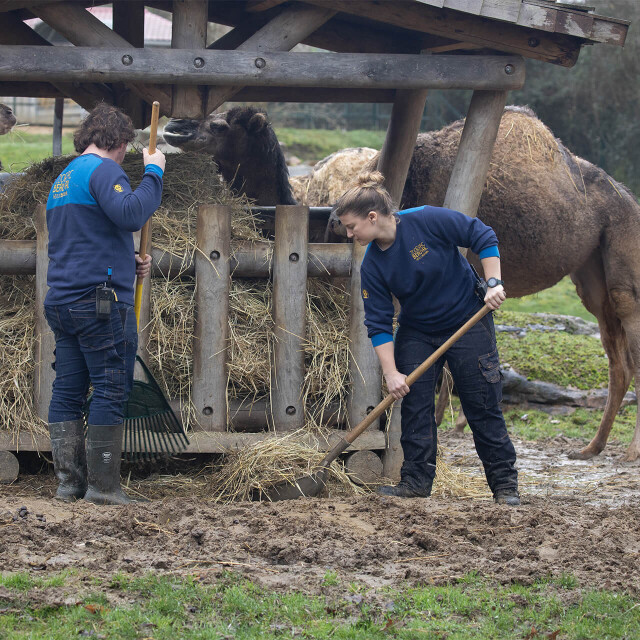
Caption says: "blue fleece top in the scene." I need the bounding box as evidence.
[45,153,163,306]
[361,206,499,345]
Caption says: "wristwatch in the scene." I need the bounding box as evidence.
[486,278,504,288]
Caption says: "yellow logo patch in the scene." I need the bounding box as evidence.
[113,184,123,193]
[362,289,369,299]
[410,242,429,261]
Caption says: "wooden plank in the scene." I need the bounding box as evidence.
[444,0,483,15]
[246,0,289,11]
[0,428,386,454]
[591,19,628,47]
[192,205,231,432]
[31,2,171,113]
[33,204,54,422]
[271,205,309,431]
[555,9,594,39]
[0,47,526,90]
[233,86,397,102]
[305,0,582,66]
[206,4,336,114]
[480,0,522,23]
[517,3,557,33]
[172,0,207,118]
[0,240,354,279]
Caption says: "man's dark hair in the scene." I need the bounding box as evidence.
[73,103,136,154]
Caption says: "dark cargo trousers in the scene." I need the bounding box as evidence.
[394,310,518,495]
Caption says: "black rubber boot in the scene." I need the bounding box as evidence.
[377,481,431,498]
[48,419,87,502]
[84,423,133,505]
[493,488,521,506]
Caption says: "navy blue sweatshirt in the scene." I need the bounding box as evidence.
[45,153,163,306]
[361,206,499,345]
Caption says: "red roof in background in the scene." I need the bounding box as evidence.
[26,7,172,44]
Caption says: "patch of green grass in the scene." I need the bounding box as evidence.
[2,570,639,640]
[502,406,637,444]
[0,130,75,173]
[502,276,596,322]
[274,127,386,163]
[497,330,609,390]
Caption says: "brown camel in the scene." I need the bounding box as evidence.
[0,103,17,171]
[163,104,640,462]
[163,106,296,206]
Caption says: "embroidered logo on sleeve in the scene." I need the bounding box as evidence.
[410,242,429,260]
[113,184,123,193]
[362,289,369,299]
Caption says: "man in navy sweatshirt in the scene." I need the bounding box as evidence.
[44,103,165,505]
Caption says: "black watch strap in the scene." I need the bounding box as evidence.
[486,278,504,288]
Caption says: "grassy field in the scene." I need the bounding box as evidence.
[1,570,639,639]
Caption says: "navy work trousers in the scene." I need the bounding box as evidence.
[44,299,138,426]
[394,310,517,494]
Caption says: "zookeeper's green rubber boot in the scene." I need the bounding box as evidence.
[48,419,87,502]
[84,423,133,505]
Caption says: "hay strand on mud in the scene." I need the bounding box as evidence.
[208,430,365,503]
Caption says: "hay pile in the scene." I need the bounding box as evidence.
[291,147,377,206]
[0,151,352,437]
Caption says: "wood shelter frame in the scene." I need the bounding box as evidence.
[0,0,629,477]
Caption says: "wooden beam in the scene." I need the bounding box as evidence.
[172,0,207,118]
[442,90,509,220]
[0,47,526,90]
[232,86,397,103]
[0,428,386,454]
[0,10,112,110]
[30,2,171,112]
[305,0,582,66]
[0,240,355,279]
[206,3,336,114]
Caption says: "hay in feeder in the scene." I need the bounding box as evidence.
[0,151,352,437]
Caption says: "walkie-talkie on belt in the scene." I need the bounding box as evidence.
[96,267,117,319]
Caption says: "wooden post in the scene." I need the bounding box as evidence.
[382,400,403,481]
[374,88,428,472]
[34,204,55,422]
[172,0,207,118]
[52,97,63,156]
[271,205,309,431]
[192,205,231,432]
[443,90,509,220]
[345,450,383,486]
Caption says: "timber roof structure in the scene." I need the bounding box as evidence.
[0,0,630,124]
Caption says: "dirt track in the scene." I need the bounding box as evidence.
[2,434,640,596]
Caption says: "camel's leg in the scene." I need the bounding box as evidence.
[568,252,633,459]
[601,244,640,461]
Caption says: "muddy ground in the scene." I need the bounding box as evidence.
[2,432,640,599]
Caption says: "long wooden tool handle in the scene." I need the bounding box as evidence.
[134,101,160,328]
[319,305,492,466]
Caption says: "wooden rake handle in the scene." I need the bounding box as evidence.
[134,100,160,329]
[319,305,492,467]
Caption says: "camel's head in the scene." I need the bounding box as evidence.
[163,107,271,169]
[326,208,348,240]
[0,103,17,135]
